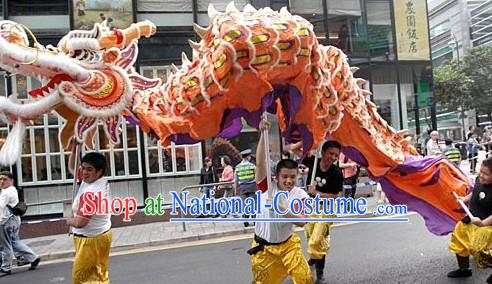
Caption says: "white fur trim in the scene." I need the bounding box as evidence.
[0,120,25,165]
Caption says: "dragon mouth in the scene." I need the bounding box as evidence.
[28,74,74,98]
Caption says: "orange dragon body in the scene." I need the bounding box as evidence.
[0,4,470,235]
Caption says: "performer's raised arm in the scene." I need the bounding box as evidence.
[255,119,270,185]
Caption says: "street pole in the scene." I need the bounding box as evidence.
[455,43,466,141]
[450,34,466,140]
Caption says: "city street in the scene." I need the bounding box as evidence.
[2,214,490,283]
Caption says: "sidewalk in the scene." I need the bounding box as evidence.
[22,194,381,262]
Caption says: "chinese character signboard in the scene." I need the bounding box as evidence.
[72,0,134,30]
[394,0,431,61]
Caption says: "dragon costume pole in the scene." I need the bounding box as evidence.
[69,142,81,234]
[262,113,273,200]
[309,143,322,186]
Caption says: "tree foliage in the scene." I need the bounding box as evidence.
[433,46,492,116]
[433,61,473,108]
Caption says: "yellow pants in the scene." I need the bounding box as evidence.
[73,230,112,284]
[304,212,333,260]
[449,221,492,269]
[251,233,313,284]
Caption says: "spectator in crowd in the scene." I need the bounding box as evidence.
[443,139,462,166]
[297,163,309,190]
[468,134,480,174]
[199,157,218,198]
[339,152,359,199]
[219,155,234,199]
[483,127,492,158]
[426,131,442,156]
[0,171,40,276]
[234,149,256,227]
[466,126,476,140]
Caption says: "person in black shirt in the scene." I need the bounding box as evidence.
[199,157,218,198]
[448,158,492,283]
[302,140,343,284]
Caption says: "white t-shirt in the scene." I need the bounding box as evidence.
[255,180,308,243]
[0,186,19,224]
[72,177,111,237]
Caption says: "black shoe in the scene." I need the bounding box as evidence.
[447,268,472,278]
[0,269,11,276]
[315,273,327,284]
[487,273,492,284]
[29,257,40,271]
[17,258,29,267]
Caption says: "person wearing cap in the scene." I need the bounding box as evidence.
[426,130,442,156]
[235,149,257,227]
[442,138,461,166]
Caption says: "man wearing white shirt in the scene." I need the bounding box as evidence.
[426,130,442,156]
[0,171,40,276]
[248,119,313,284]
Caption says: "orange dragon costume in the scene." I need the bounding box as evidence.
[0,4,470,237]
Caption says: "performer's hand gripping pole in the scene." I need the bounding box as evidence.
[452,192,474,219]
[309,143,323,186]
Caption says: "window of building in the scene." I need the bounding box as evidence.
[138,0,193,12]
[137,0,194,26]
[370,63,400,128]
[367,0,395,62]
[430,20,450,39]
[140,65,203,177]
[326,0,368,57]
[289,0,325,37]
[8,0,68,16]
[197,0,250,26]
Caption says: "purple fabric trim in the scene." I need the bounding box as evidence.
[169,84,315,149]
[393,155,443,174]
[419,166,441,186]
[379,178,456,235]
[123,115,140,127]
[342,146,369,167]
[342,146,456,235]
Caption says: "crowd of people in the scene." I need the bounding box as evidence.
[421,126,492,173]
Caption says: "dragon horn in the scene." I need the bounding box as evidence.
[279,7,291,17]
[361,89,372,97]
[350,67,359,74]
[193,23,210,39]
[225,2,239,14]
[171,64,179,73]
[396,129,409,137]
[244,4,258,13]
[356,78,366,87]
[208,4,222,20]
[181,52,191,65]
[188,39,201,51]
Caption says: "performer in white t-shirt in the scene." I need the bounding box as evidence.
[67,150,112,284]
[248,119,313,284]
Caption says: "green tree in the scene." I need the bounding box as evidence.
[460,46,492,120]
[433,61,473,109]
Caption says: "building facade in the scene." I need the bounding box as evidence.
[428,0,492,139]
[0,0,435,217]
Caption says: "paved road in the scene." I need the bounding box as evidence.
[2,215,490,283]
